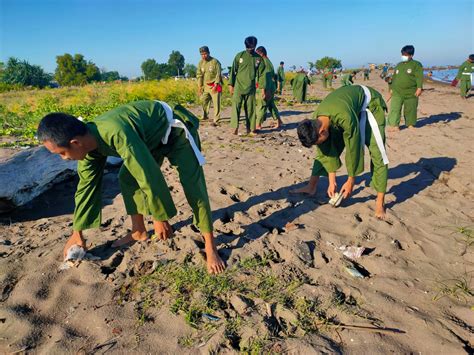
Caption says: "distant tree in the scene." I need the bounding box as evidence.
[308,62,315,70]
[290,65,296,71]
[101,70,121,82]
[184,63,197,78]
[55,53,101,86]
[141,59,160,80]
[1,57,52,88]
[315,56,342,70]
[167,50,185,76]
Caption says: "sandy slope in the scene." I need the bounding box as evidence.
[0,73,473,354]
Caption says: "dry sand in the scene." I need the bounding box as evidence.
[0,73,473,354]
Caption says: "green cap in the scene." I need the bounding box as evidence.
[199,46,209,54]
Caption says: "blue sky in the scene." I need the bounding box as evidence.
[1,0,473,78]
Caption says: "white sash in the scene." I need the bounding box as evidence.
[358,85,389,165]
[157,101,206,166]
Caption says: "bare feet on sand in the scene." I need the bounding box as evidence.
[375,196,386,219]
[206,247,225,274]
[111,230,148,248]
[387,126,400,132]
[290,184,317,195]
[273,120,283,129]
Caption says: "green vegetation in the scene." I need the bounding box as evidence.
[433,272,474,303]
[314,56,342,70]
[122,254,334,351]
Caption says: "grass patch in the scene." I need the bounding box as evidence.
[433,272,474,303]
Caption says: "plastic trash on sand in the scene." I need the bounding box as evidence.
[59,245,99,270]
[339,245,366,260]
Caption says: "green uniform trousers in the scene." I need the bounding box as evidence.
[277,81,284,95]
[201,87,221,122]
[387,94,418,127]
[311,104,388,193]
[230,92,256,131]
[460,78,471,97]
[256,89,280,126]
[323,76,332,88]
[118,126,213,233]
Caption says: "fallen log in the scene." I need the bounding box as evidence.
[0,147,77,213]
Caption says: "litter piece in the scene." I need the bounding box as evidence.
[328,192,344,207]
[339,245,366,260]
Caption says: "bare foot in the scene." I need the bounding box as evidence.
[111,230,148,248]
[205,245,225,274]
[290,184,316,195]
[387,126,400,132]
[375,204,386,220]
[407,125,416,130]
[248,131,257,137]
[273,120,283,129]
[256,125,262,130]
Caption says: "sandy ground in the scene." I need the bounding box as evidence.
[0,73,473,354]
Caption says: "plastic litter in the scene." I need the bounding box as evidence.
[328,192,344,207]
[202,313,220,321]
[59,245,100,270]
[345,265,365,278]
[339,245,366,259]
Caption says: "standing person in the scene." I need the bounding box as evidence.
[452,54,474,99]
[255,46,283,129]
[277,61,285,95]
[229,36,264,135]
[196,46,222,124]
[341,71,357,86]
[291,85,389,219]
[380,64,389,79]
[387,45,423,131]
[322,67,333,88]
[364,67,370,81]
[291,70,311,103]
[37,100,225,274]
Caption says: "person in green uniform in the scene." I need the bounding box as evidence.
[453,54,474,99]
[322,68,333,88]
[196,46,222,124]
[291,70,311,103]
[229,36,264,135]
[291,85,389,219]
[363,68,370,81]
[341,71,357,87]
[387,45,423,131]
[255,46,283,130]
[277,61,285,95]
[37,100,225,274]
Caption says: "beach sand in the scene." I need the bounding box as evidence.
[0,72,473,354]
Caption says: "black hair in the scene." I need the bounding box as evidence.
[352,71,357,75]
[244,36,257,49]
[256,46,267,56]
[469,54,474,61]
[401,45,415,56]
[297,119,318,148]
[37,112,88,147]
[280,61,284,65]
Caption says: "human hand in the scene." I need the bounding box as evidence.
[63,231,86,259]
[153,220,173,240]
[229,85,234,95]
[340,177,355,198]
[415,88,422,97]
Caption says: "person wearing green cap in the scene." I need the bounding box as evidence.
[322,68,333,88]
[291,70,311,103]
[197,46,222,124]
[229,36,264,135]
[387,45,423,131]
[276,61,285,95]
[291,85,389,219]
[255,46,282,129]
[453,54,474,99]
[37,100,226,274]
[341,71,357,87]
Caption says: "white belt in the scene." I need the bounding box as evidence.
[157,101,206,166]
[358,85,389,165]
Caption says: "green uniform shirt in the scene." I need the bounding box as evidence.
[312,85,387,177]
[390,60,423,97]
[197,57,222,87]
[73,100,197,231]
[277,66,285,82]
[341,74,354,86]
[229,50,264,95]
[258,57,277,93]
[455,60,474,80]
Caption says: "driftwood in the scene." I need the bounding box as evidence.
[0,147,77,213]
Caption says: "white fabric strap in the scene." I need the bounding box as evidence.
[358,85,389,165]
[157,101,206,166]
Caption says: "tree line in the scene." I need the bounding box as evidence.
[0,52,341,90]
